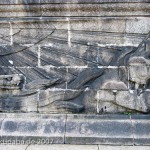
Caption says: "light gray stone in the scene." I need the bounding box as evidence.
[41,3,150,17]
[0,0,149,4]
[0,145,150,150]
[131,115,150,145]
[0,0,150,116]
[27,145,98,150]
[65,114,133,145]
[126,18,150,34]
[129,59,150,89]
[0,145,27,150]
[1,114,66,144]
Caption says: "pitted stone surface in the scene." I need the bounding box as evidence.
[0,0,150,117]
[0,114,66,144]
[65,114,133,145]
[0,114,149,145]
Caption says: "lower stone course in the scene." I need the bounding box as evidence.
[0,145,150,150]
[0,113,149,145]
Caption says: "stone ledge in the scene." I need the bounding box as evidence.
[0,113,149,145]
[0,0,149,4]
[0,3,149,17]
[0,145,150,150]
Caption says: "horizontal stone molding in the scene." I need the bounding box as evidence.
[0,17,149,47]
[0,113,149,145]
[0,3,149,17]
[0,0,149,4]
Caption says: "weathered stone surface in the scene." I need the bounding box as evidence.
[0,145,150,150]
[0,45,38,67]
[1,114,66,144]
[0,1,149,115]
[40,45,87,67]
[0,91,38,112]
[96,90,150,113]
[27,145,98,150]
[0,113,149,145]
[38,89,84,113]
[0,0,149,4]
[128,57,150,89]
[0,0,150,147]
[0,18,148,47]
[126,18,150,34]
[0,74,24,90]
[25,78,60,90]
[0,145,27,150]
[65,114,133,145]
[0,3,149,17]
[82,90,97,113]
[91,67,128,90]
[131,115,150,145]
[40,3,150,17]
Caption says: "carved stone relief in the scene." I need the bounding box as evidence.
[0,1,149,114]
[0,32,150,114]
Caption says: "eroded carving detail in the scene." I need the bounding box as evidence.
[0,20,150,114]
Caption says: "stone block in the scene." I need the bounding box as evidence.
[128,58,150,88]
[96,89,127,113]
[12,21,57,45]
[40,45,87,67]
[41,3,150,17]
[70,18,125,33]
[27,145,98,150]
[98,145,150,150]
[39,67,71,85]
[131,115,150,145]
[96,89,150,113]
[126,18,150,34]
[116,90,149,113]
[39,29,68,45]
[0,145,27,150]
[91,67,128,90]
[0,5,41,17]
[0,22,10,45]
[1,114,66,144]
[0,0,149,4]
[65,114,133,145]
[0,0,39,4]
[67,68,105,90]
[0,91,38,112]
[38,89,84,113]
[83,90,97,113]
[0,45,38,67]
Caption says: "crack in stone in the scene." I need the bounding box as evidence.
[25,144,31,150]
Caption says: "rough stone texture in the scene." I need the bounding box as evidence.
[0,0,150,114]
[1,114,66,144]
[131,115,150,145]
[65,114,133,145]
[0,145,150,150]
[0,113,149,145]
[0,3,149,17]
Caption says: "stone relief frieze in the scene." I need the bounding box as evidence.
[0,20,150,114]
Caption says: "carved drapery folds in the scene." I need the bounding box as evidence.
[0,1,150,114]
[0,36,150,114]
